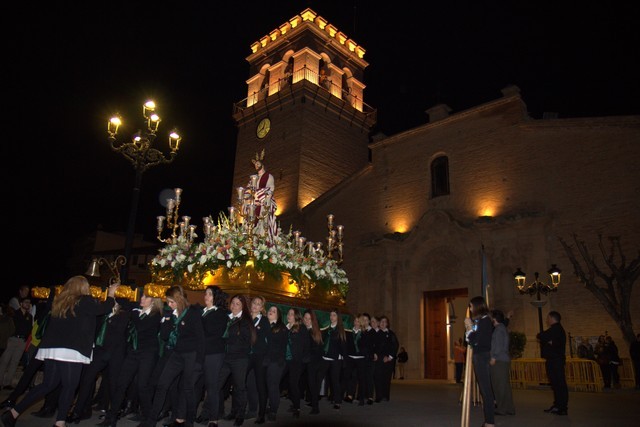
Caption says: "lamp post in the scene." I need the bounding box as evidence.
[107,101,182,284]
[513,264,562,336]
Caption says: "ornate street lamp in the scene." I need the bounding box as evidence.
[513,264,561,335]
[107,100,182,284]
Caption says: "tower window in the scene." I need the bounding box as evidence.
[431,156,450,197]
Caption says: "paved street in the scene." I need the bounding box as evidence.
[1,379,638,427]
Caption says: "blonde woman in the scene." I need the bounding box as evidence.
[1,275,118,427]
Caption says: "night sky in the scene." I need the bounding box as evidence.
[6,1,639,300]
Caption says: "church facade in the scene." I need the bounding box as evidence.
[231,8,640,380]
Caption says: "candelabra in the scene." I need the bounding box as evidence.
[325,214,344,264]
[86,255,127,286]
[107,100,182,284]
[514,264,561,336]
[157,188,197,245]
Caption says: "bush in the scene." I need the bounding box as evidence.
[509,331,527,359]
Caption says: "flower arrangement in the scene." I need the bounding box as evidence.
[150,213,349,297]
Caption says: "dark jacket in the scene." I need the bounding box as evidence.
[360,327,377,360]
[307,327,324,363]
[286,325,310,363]
[251,314,270,356]
[264,323,288,366]
[538,322,566,360]
[467,315,493,354]
[127,309,162,354]
[322,326,347,360]
[376,328,399,360]
[160,307,205,362]
[202,306,229,355]
[225,316,253,359]
[39,295,115,359]
[345,329,364,357]
[95,308,129,353]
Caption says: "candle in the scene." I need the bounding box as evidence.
[228,206,235,219]
[327,237,334,249]
[327,214,334,226]
[182,216,191,228]
[293,230,301,240]
[236,186,244,201]
[167,198,175,212]
[174,188,182,203]
[250,174,259,188]
[330,229,336,238]
[179,222,185,236]
[189,225,196,240]
[337,225,344,238]
[157,216,165,230]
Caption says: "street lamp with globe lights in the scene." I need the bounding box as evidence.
[107,100,182,284]
[513,264,562,337]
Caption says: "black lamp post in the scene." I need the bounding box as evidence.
[107,101,182,284]
[513,264,562,336]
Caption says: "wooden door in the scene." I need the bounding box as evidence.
[425,295,447,379]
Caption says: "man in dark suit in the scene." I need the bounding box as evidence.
[537,311,568,415]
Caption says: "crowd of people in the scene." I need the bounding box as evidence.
[0,281,400,427]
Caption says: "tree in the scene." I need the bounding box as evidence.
[558,234,640,347]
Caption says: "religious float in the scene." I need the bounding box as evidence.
[147,154,348,313]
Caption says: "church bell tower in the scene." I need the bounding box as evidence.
[231,8,376,227]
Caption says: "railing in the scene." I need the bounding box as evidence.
[232,66,377,122]
[510,358,604,392]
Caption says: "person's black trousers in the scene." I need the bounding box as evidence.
[546,357,568,410]
[245,353,267,417]
[148,350,199,424]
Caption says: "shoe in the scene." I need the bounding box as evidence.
[543,406,557,413]
[333,404,340,410]
[32,406,56,418]
[121,400,137,417]
[1,411,17,427]
[343,396,353,403]
[157,410,171,421]
[67,412,81,423]
[0,400,13,410]
[551,408,568,415]
[309,408,319,415]
[195,415,208,424]
[254,416,265,424]
[366,399,374,406]
[233,418,244,426]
